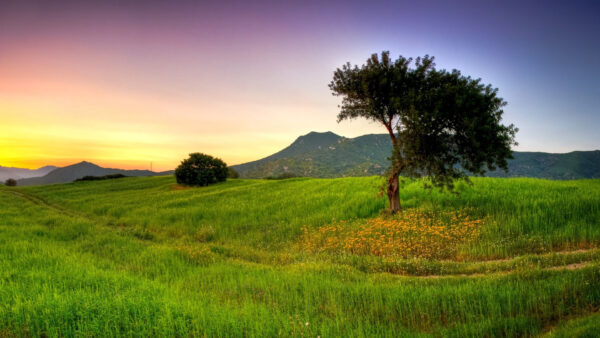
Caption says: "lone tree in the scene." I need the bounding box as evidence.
[330,52,517,213]
[4,178,17,187]
[175,153,228,186]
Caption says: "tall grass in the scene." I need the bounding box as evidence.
[0,176,599,336]
[24,176,600,256]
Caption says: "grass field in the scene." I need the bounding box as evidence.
[1,176,599,337]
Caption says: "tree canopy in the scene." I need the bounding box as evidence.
[175,153,228,186]
[330,51,517,211]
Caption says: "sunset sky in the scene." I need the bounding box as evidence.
[1,0,599,171]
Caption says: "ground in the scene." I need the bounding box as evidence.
[0,176,599,337]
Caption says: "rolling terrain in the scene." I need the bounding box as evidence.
[6,132,598,186]
[231,131,600,180]
[0,165,57,182]
[16,161,172,186]
[1,175,599,336]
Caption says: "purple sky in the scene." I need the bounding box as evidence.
[1,0,598,170]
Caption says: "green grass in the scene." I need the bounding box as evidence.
[545,312,600,337]
[0,176,599,336]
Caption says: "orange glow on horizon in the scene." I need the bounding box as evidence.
[0,59,384,171]
[1,0,598,174]
[0,91,383,172]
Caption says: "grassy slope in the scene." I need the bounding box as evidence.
[0,176,599,336]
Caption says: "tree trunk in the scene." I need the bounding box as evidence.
[384,122,401,213]
[387,172,401,213]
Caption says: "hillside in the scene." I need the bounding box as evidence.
[1,176,599,336]
[231,131,600,179]
[0,165,57,182]
[231,132,391,178]
[16,161,171,186]
[486,150,600,179]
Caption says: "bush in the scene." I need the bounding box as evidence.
[227,167,239,179]
[4,178,17,186]
[265,172,299,180]
[74,174,128,182]
[175,153,228,186]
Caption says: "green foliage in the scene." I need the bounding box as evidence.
[264,172,299,180]
[0,176,599,336]
[227,167,239,179]
[397,63,518,188]
[174,153,228,186]
[4,178,16,186]
[74,174,128,182]
[329,51,518,192]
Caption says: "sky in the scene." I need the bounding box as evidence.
[1,0,599,171]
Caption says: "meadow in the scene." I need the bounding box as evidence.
[0,176,599,337]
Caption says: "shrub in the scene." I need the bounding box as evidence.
[227,167,239,179]
[74,174,128,182]
[265,172,298,180]
[4,178,17,186]
[175,153,228,186]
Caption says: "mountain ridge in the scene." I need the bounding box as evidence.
[6,132,599,184]
[0,165,58,182]
[231,131,600,180]
[16,161,172,186]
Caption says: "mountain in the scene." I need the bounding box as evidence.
[231,131,600,180]
[485,151,600,180]
[0,165,58,182]
[17,161,172,186]
[232,132,391,178]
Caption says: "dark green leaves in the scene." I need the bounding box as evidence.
[175,153,228,187]
[330,51,517,191]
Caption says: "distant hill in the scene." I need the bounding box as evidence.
[485,151,600,180]
[232,132,391,178]
[231,131,600,180]
[17,161,172,186]
[0,165,58,182]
